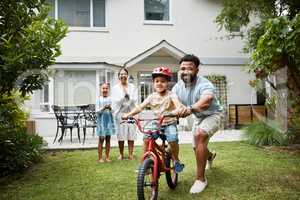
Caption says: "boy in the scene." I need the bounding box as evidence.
[122,66,185,173]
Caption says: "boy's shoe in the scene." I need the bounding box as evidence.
[189,179,208,194]
[206,151,216,170]
[174,161,185,173]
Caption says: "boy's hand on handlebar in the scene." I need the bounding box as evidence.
[161,111,178,118]
[121,113,132,120]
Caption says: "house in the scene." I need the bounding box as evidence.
[26,0,257,137]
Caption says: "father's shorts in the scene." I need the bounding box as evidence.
[191,112,223,147]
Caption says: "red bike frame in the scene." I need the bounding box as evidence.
[126,116,172,180]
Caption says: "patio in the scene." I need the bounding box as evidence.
[43,129,245,150]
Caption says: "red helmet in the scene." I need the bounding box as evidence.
[152,66,172,81]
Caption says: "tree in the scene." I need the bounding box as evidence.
[0,1,67,175]
[0,0,67,97]
[216,0,300,142]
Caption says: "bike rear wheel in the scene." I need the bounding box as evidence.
[165,152,178,189]
[137,158,159,200]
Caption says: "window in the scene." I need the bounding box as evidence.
[54,71,96,105]
[139,72,153,103]
[144,0,170,21]
[40,83,50,112]
[46,0,55,18]
[99,69,116,91]
[47,0,106,28]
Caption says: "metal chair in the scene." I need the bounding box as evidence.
[52,105,81,144]
[80,104,97,144]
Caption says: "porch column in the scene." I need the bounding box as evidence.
[96,69,100,103]
[49,76,54,111]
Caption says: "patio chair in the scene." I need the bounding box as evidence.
[52,105,81,144]
[80,104,97,144]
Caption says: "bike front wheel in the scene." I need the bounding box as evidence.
[137,158,159,200]
[165,152,178,189]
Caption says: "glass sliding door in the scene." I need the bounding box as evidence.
[54,70,96,106]
[98,69,116,94]
[138,71,178,104]
[138,72,153,104]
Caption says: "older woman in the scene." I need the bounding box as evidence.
[111,68,138,160]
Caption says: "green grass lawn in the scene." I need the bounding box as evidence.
[1,142,299,200]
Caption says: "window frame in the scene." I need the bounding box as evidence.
[143,0,173,25]
[51,0,108,32]
[39,82,50,112]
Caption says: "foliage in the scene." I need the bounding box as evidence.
[0,128,44,177]
[216,0,300,140]
[216,0,300,80]
[0,0,66,176]
[244,120,289,146]
[205,75,226,83]
[0,92,28,130]
[0,0,68,97]
[0,93,44,177]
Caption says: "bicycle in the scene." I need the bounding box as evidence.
[122,114,179,200]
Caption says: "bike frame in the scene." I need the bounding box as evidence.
[127,117,172,181]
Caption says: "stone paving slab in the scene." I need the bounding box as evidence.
[43,129,246,150]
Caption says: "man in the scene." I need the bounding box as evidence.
[172,54,223,193]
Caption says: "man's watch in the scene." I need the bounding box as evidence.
[187,105,194,113]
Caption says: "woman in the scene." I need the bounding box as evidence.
[111,68,138,160]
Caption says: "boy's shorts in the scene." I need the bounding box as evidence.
[143,122,178,143]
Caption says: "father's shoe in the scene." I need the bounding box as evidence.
[206,151,216,170]
[174,161,185,173]
[189,179,208,194]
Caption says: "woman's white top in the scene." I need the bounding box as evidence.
[111,83,138,117]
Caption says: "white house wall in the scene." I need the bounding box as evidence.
[59,0,246,62]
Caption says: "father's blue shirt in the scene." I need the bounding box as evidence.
[172,75,223,118]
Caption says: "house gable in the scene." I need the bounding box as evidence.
[124,40,186,68]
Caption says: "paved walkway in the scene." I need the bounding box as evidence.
[43,129,245,150]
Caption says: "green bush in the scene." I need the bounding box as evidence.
[0,93,28,129]
[0,128,44,177]
[244,120,289,146]
[0,93,44,177]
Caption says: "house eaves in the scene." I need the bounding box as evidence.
[124,40,186,68]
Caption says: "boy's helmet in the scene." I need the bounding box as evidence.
[152,66,172,81]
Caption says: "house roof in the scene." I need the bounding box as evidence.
[124,40,186,68]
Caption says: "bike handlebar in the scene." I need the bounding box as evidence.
[121,113,177,134]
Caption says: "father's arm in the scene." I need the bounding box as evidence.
[177,93,213,117]
[190,92,213,113]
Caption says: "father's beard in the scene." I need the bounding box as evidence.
[181,73,197,86]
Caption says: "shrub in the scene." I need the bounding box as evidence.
[0,93,28,130]
[0,93,44,177]
[244,120,289,146]
[0,128,44,177]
